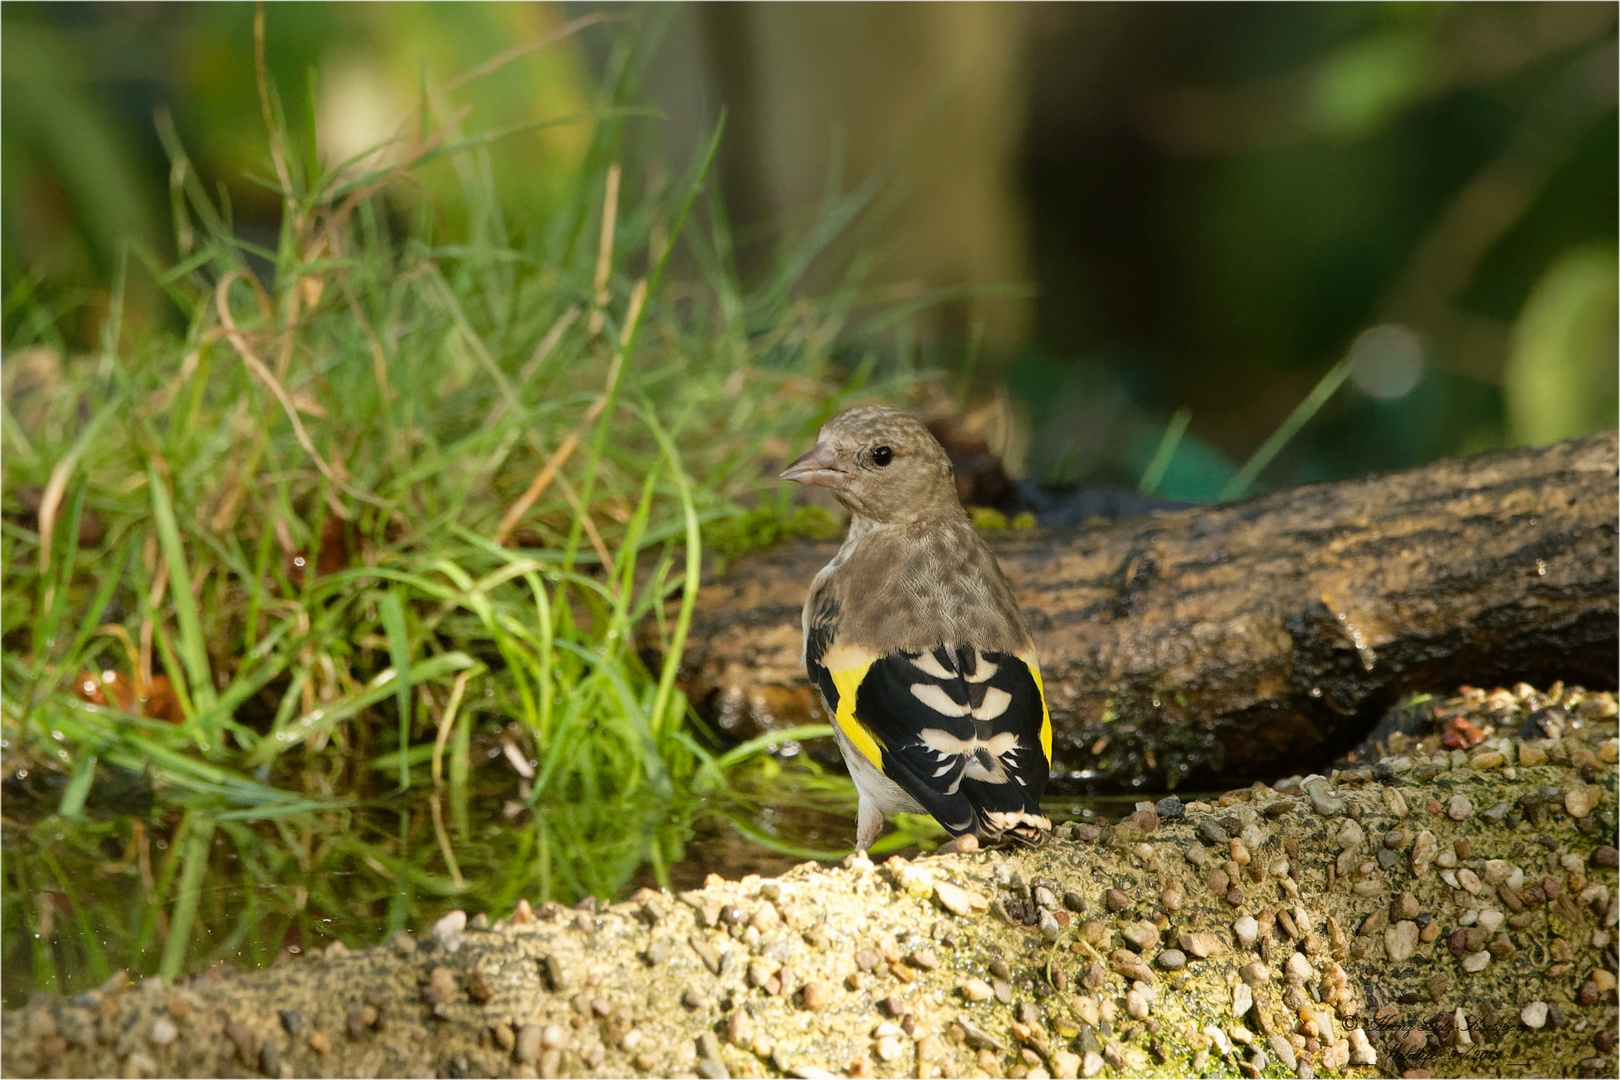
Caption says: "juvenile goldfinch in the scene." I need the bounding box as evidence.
[781,406,1053,852]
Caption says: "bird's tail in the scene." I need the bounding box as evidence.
[977,810,1052,847]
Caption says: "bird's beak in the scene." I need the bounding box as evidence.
[779,441,850,489]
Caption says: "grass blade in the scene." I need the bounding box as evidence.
[1220,356,1353,500]
[379,590,414,791]
[148,461,216,719]
[159,813,215,981]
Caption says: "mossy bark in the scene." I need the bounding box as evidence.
[6,723,1615,1080]
[676,431,1618,790]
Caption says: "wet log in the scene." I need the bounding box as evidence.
[5,715,1615,1080]
[678,431,1618,790]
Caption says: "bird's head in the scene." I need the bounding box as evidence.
[780,406,961,524]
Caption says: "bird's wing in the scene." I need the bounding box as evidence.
[812,637,1053,843]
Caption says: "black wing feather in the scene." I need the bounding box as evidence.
[805,593,840,714]
[852,645,1048,839]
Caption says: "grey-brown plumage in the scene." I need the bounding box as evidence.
[781,406,1053,851]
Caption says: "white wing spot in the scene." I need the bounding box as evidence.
[918,728,1021,785]
[974,686,1012,721]
[910,651,957,681]
[911,683,969,717]
[964,651,999,683]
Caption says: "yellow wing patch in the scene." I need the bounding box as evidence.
[826,647,885,769]
[1017,649,1053,764]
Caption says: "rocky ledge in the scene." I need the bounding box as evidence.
[4,687,1616,1080]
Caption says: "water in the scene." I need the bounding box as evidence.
[0,749,1148,1008]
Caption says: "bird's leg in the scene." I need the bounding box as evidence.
[855,799,885,853]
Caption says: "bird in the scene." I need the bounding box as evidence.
[780,405,1053,852]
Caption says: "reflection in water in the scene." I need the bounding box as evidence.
[0,744,1159,1007]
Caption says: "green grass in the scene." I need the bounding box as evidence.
[0,17,920,999]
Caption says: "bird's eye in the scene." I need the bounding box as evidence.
[870,445,894,467]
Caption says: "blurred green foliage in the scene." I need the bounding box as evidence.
[1019,2,1617,498]
[2,2,597,337]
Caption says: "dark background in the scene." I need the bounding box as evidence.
[5,2,1616,497]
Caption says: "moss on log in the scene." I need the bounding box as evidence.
[5,703,1615,1080]
[677,432,1618,790]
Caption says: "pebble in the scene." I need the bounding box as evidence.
[1461,950,1491,973]
[1156,795,1185,820]
[1304,778,1344,816]
[1051,1049,1082,1079]
[1593,846,1619,869]
[1234,916,1259,947]
[1448,795,1473,821]
[1105,889,1130,912]
[1321,1039,1350,1070]
[1233,983,1253,1017]
[1522,1002,1549,1029]
[1566,786,1601,819]
[1285,953,1314,984]
[893,863,936,898]
[1123,921,1160,952]
[1269,1034,1298,1072]
[517,1024,543,1065]
[874,1035,903,1062]
[1127,809,1159,834]
[1519,742,1549,766]
[909,949,941,971]
[792,977,827,1010]
[934,882,983,917]
[1457,868,1482,894]
[148,1018,177,1047]
[1157,949,1187,970]
[962,979,994,1003]
[1039,909,1063,943]
[1081,1050,1104,1078]
[1179,931,1222,958]
[1348,1027,1376,1066]
[1477,909,1504,932]
[751,902,781,932]
[1386,922,1419,962]
[1240,962,1271,987]
[1110,950,1156,985]
[1470,750,1505,770]
[433,909,467,953]
[1126,987,1150,1019]
[1411,832,1438,876]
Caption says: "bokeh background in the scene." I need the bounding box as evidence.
[7,1,1615,498]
